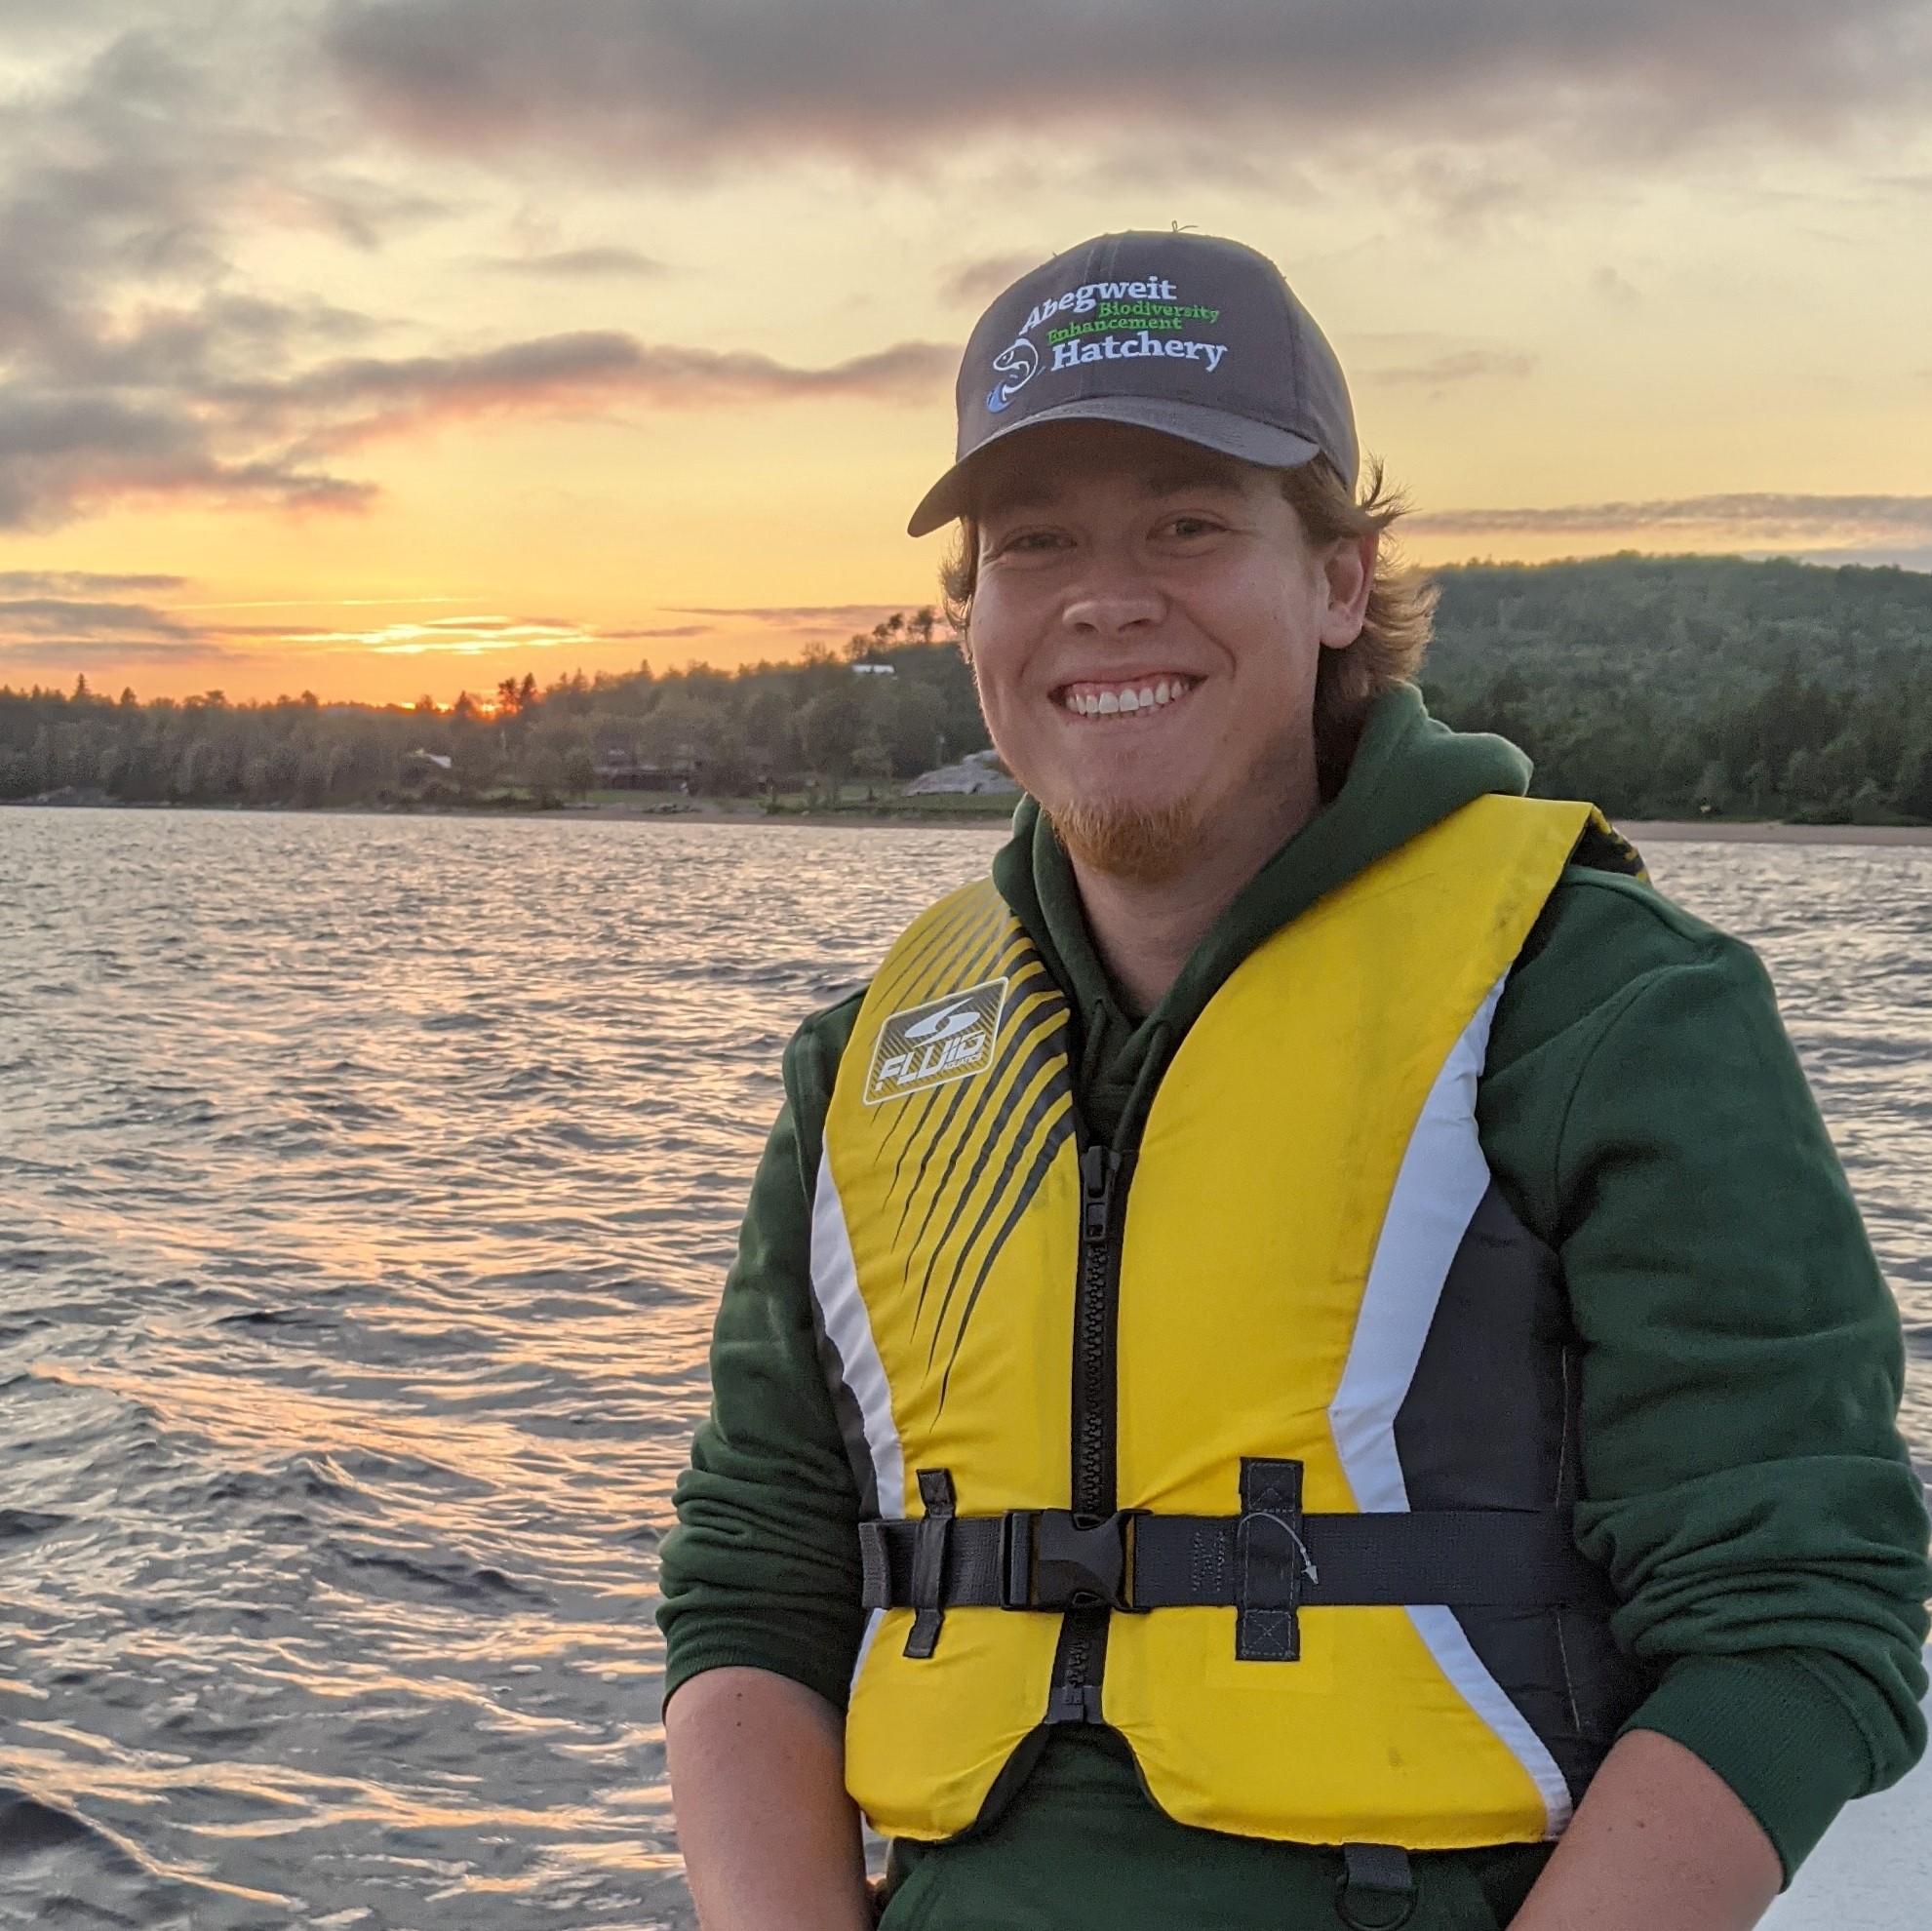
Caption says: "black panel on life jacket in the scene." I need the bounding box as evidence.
[1393,1183,1652,1800]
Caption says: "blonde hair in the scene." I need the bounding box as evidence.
[941,454,1437,796]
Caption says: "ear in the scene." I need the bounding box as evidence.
[1318,532,1378,651]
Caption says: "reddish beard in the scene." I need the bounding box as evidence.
[1046,794,1202,885]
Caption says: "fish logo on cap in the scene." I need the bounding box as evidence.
[985,336,1039,414]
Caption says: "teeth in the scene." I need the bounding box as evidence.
[1065,678,1193,717]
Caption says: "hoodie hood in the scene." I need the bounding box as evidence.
[991,684,1534,1144]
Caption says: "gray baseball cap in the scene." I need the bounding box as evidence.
[908,230,1358,537]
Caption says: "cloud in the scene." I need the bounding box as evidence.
[1409,493,1932,546]
[0,635,236,669]
[1363,347,1538,388]
[326,0,1932,169]
[226,333,955,451]
[0,596,201,641]
[0,389,379,529]
[1406,493,1932,567]
[285,612,604,655]
[0,584,230,669]
[670,603,928,625]
[0,20,387,527]
[939,253,1046,308]
[0,12,949,532]
[2,317,948,527]
[0,577,710,675]
[1591,265,1644,306]
[0,570,188,596]
[484,246,668,278]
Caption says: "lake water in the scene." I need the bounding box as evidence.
[2,809,1928,1930]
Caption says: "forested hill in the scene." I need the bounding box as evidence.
[1428,555,1932,707]
[4,554,1931,822]
[1418,556,1932,819]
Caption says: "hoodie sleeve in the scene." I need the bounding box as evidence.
[656,995,870,1714]
[1483,866,1930,1883]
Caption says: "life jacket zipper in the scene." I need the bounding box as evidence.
[1072,1140,1124,1517]
[1046,1134,1128,1723]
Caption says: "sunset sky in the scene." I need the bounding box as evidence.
[4,0,1932,704]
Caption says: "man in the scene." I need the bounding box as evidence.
[658,232,1929,1930]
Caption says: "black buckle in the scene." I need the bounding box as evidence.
[1002,1510,1144,1612]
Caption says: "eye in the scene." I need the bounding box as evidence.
[989,527,1072,559]
[1162,513,1227,539]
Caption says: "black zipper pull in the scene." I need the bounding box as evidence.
[1080,1143,1119,1243]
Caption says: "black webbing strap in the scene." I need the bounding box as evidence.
[903,1468,955,1659]
[857,1506,1602,1615]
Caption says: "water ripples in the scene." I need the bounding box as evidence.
[1,810,1925,1926]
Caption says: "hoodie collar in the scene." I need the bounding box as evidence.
[990,684,1532,1140]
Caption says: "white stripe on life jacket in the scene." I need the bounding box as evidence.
[809,1139,906,1524]
[1327,974,1575,1837]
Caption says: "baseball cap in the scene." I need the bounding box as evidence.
[907,230,1359,537]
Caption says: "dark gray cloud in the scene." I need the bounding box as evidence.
[0,595,199,640]
[0,389,377,528]
[325,0,1932,165]
[0,582,230,669]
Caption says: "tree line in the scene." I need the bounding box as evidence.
[1419,557,1932,822]
[5,557,1932,822]
[0,609,991,810]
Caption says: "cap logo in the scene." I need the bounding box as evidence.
[983,273,1229,411]
[985,337,1039,414]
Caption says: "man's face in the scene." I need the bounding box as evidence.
[966,420,1363,879]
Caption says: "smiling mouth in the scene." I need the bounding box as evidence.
[1055,675,1202,719]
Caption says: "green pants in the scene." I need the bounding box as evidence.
[878,1733,1551,1931]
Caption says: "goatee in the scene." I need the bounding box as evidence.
[1047,795,1202,886]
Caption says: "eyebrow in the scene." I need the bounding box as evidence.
[977,463,1247,517]
[1140,463,1245,496]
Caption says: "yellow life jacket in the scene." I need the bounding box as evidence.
[809,795,1643,1851]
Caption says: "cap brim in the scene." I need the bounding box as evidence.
[905,396,1325,537]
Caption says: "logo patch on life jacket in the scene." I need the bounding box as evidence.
[863,976,1007,1105]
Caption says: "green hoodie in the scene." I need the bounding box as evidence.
[659,687,1929,1931]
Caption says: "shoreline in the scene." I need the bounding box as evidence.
[7,796,1932,846]
[1615,819,1932,847]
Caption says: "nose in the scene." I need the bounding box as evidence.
[1061,544,1163,638]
